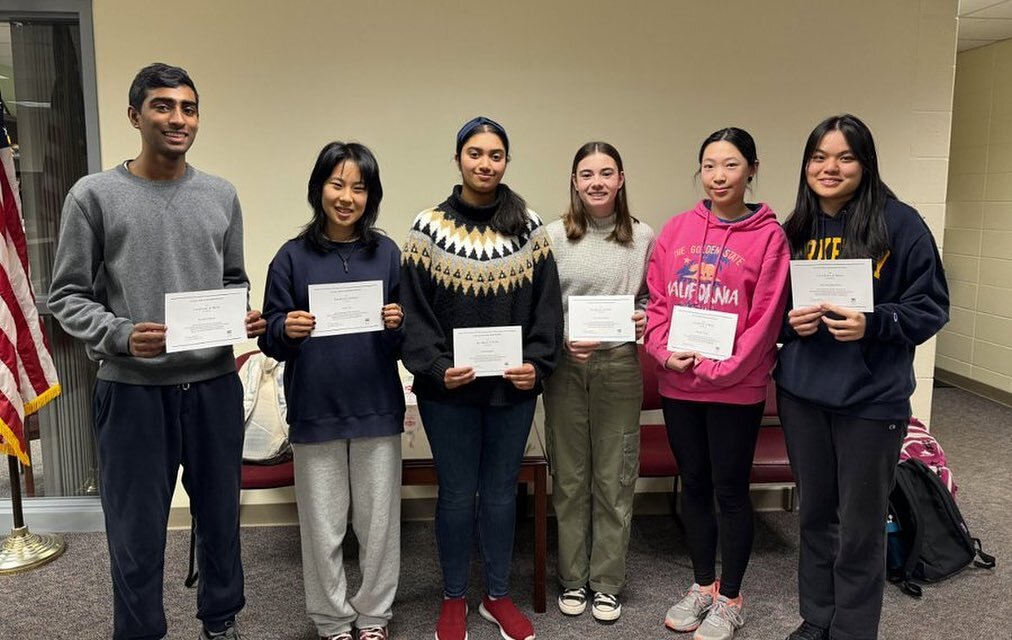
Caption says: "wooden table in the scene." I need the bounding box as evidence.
[401,455,549,613]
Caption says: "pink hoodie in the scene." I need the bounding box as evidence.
[644,200,790,404]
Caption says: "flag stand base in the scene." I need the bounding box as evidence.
[0,526,66,574]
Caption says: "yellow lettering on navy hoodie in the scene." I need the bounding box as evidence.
[775,198,950,420]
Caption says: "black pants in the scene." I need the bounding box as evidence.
[662,397,764,599]
[778,391,906,640]
[93,373,246,640]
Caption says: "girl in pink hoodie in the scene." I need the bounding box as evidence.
[645,128,790,640]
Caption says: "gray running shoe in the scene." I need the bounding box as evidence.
[664,583,715,632]
[199,622,241,639]
[694,595,744,640]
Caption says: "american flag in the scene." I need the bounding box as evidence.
[0,102,61,465]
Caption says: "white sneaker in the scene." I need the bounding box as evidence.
[591,592,621,623]
[557,586,587,616]
[664,583,715,632]
[694,594,744,640]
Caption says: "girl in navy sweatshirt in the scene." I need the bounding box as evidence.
[259,142,405,640]
[776,115,949,640]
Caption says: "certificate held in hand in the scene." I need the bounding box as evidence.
[568,295,635,342]
[667,306,738,361]
[165,288,248,353]
[308,280,384,337]
[790,259,874,312]
[453,325,523,377]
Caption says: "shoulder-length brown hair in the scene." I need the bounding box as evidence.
[563,141,636,244]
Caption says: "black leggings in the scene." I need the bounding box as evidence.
[662,397,764,599]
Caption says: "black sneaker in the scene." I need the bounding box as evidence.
[786,620,829,640]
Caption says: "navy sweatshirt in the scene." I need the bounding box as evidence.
[776,199,949,420]
[258,235,405,443]
[400,185,564,406]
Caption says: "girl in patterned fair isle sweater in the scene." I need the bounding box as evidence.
[399,116,563,640]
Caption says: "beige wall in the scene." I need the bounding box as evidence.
[89,0,957,514]
[938,38,1012,394]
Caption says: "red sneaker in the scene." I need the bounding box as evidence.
[435,597,468,640]
[478,595,535,640]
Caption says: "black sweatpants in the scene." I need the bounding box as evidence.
[662,397,764,599]
[778,391,906,640]
[93,373,246,640]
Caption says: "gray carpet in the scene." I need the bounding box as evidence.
[1,386,1008,639]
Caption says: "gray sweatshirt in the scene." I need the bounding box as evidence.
[545,214,655,349]
[48,162,250,385]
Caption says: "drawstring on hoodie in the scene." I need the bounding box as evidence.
[692,206,734,310]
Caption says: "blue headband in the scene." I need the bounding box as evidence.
[455,116,509,156]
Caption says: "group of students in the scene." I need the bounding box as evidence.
[46,63,949,640]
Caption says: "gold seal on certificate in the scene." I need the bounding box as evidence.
[453,325,523,377]
[666,306,738,361]
[308,280,384,337]
[164,288,247,353]
[568,295,635,343]
[790,259,874,312]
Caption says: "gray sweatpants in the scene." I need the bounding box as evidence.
[293,435,402,636]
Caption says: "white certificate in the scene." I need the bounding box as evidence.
[790,259,874,312]
[165,288,247,353]
[568,295,635,342]
[453,325,523,377]
[667,306,738,361]
[309,280,384,337]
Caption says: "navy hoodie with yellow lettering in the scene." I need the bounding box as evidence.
[775,198,949,420]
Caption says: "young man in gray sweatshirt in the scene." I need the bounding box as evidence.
[48,63,266,640]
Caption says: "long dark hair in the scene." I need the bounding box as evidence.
[300,141,384,252]
[563,141,636,244]
[455,118,529,237]
[783,114,892,259]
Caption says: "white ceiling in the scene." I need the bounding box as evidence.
[959,0,1012,50]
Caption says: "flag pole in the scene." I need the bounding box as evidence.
[0,454,66,574]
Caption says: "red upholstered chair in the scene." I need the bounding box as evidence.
[185,350,295,587]
[637,345,682,525]
[750,381,796,510]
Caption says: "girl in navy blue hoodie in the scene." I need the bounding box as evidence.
[776,115,949,640]
[259,142,405,640]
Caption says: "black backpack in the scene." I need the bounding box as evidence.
[887,458,995,598]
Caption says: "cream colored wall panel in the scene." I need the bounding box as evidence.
[945,305,976,336]
[944,200,984,228]
[987,142,1012,173]
[913,110,953,158]
[991,114,1012,144]
[947,172,986,200]
[911,158,950,202]
[948,142,987,175]
[949,115,991,148]
[970,365,1012,391]
[984,172,1012,200]
[951,89,992,125]
[982,201,1012,229]
[936,354,972,377]
[915,63,960,112]
[977,284,1012,316]
[972,339,1012,375]
[911,383,933,421]
[980,229,1012,257]
[947,280,978,308]
[954,45,994,94]
[941,253,979,282]
[977,257,1012,286]
[975,313,1012,346]
[994,80,1012,117]
[915,339,938,377]
[936,329,974,360]
[942,227,981,254]
[918,203,947,238]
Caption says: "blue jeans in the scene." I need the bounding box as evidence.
[417,398,537,598]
